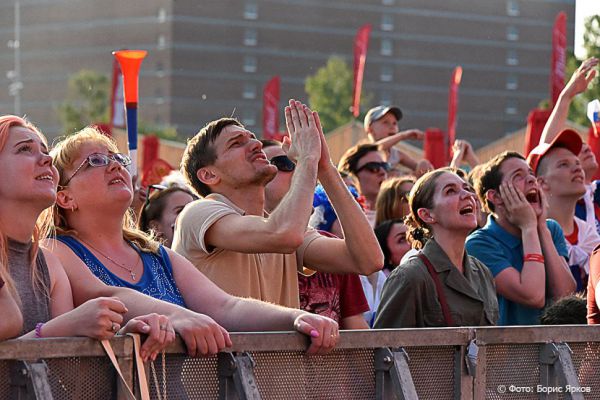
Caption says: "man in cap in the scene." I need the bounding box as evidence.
[466,150,575,325]
[528,129,600,291]
[364,105,431,176]
[539,58,600,232]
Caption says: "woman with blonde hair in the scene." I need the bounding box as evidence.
[45,126,340,355]
[0,115,171,350]
[374,169,498,328]
[374,176,415,227]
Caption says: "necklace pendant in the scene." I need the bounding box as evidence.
[131,271,136,280]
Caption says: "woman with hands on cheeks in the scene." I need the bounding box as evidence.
[0,115,173,360]
[374,169,499,328]
[45,125,339,356]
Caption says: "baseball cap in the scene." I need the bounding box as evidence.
[527,129,583,175]
[364,105,403,131]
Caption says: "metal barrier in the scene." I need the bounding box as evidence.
[1,326,600,399]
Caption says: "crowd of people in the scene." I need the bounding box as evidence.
[1,57,600,359]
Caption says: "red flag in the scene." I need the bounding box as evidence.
[587,126,600,181]
[447,66,463,161]
[352,24,371,118]
[263,76,280,140]
[550,12,567,106]
[110,59,126,129]
[142,135,160,172]
[424,128,447,169]
[523,109,552,156]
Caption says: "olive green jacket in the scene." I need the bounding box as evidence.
[374,239,499,328]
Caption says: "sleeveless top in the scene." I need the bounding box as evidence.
[57,236,186,307]
[8,239,52,334]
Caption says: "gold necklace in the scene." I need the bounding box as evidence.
[79,238,141,280]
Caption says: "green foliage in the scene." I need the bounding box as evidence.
[305,56,372,132]
[138,122,179,141]
[59,70,110,135]
[567,15,600,126]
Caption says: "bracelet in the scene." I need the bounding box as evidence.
[35,322,44,338]
[523,253,545,263]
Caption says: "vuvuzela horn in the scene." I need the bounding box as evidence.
[112,49,147,178]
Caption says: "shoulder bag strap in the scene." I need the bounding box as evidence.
[417,253,454,326]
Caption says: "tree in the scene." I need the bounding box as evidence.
[59,70,110,135]
[566,15,600,126]
[305,56,371,132]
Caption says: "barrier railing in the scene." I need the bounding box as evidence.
[1,326,600,399]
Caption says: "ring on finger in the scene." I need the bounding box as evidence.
[160,324,168,331]
[111,323,117,332]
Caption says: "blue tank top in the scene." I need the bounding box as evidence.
[57,235,186,307]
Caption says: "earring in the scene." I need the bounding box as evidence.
[70,205,77,212]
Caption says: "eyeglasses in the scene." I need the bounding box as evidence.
[355,161,390,174]
[270,155,296,172]
[144,184,167,208]
[63,153,132,186]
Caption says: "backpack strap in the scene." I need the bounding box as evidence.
[417,253,454,326]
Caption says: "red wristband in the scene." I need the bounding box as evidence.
[523,253,544,263]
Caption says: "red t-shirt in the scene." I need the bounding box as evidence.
[587,246,600,324]
[298,271,369,323]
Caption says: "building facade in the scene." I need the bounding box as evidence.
[0,0,575,147]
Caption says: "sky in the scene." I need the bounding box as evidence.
[575,0,600,58]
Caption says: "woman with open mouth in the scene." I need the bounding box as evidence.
[374,168,499,328]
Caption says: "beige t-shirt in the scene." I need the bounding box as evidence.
[172,193,320,308]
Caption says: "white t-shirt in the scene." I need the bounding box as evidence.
[360,271,387,327]
[566,217,600,275]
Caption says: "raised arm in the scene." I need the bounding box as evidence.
[300,112,383,275]
[204,100,321,254]
[374,129,424,171]
[540,57,598,144]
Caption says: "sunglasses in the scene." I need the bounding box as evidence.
[144,184,167,208]
[270,155,296,172]
[355,161,390,174]
[63,153,132,186]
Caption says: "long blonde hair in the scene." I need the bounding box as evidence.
[0,115,49,300]
[44,126,159,253]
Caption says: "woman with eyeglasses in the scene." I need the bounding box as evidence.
[45,126,342,355]
[374,169,499,328]
[138,184,196,248]
[0,115,174,349]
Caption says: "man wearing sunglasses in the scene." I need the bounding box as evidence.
[338,143,390,227]
[173,100,383,312]
[260,139,370,330]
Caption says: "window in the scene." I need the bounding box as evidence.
[244,2,258,20]
[506,0,519,17]
[505,99,518,115]
[156,62,165,78]
[244,29,257,46]
[381,15,394,31]
[506,74,518,90]
[380,65,393,82]
[242,110,256,126]
[380,91,392,106]
[243,56,257,73]
[157,8,167,23]
[506,50,518,66]
[506,26,519,41]
[243,83,257,99]
[380,38,393,56]
[157,34,166,50]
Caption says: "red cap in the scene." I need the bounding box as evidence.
[527,129,583,175]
